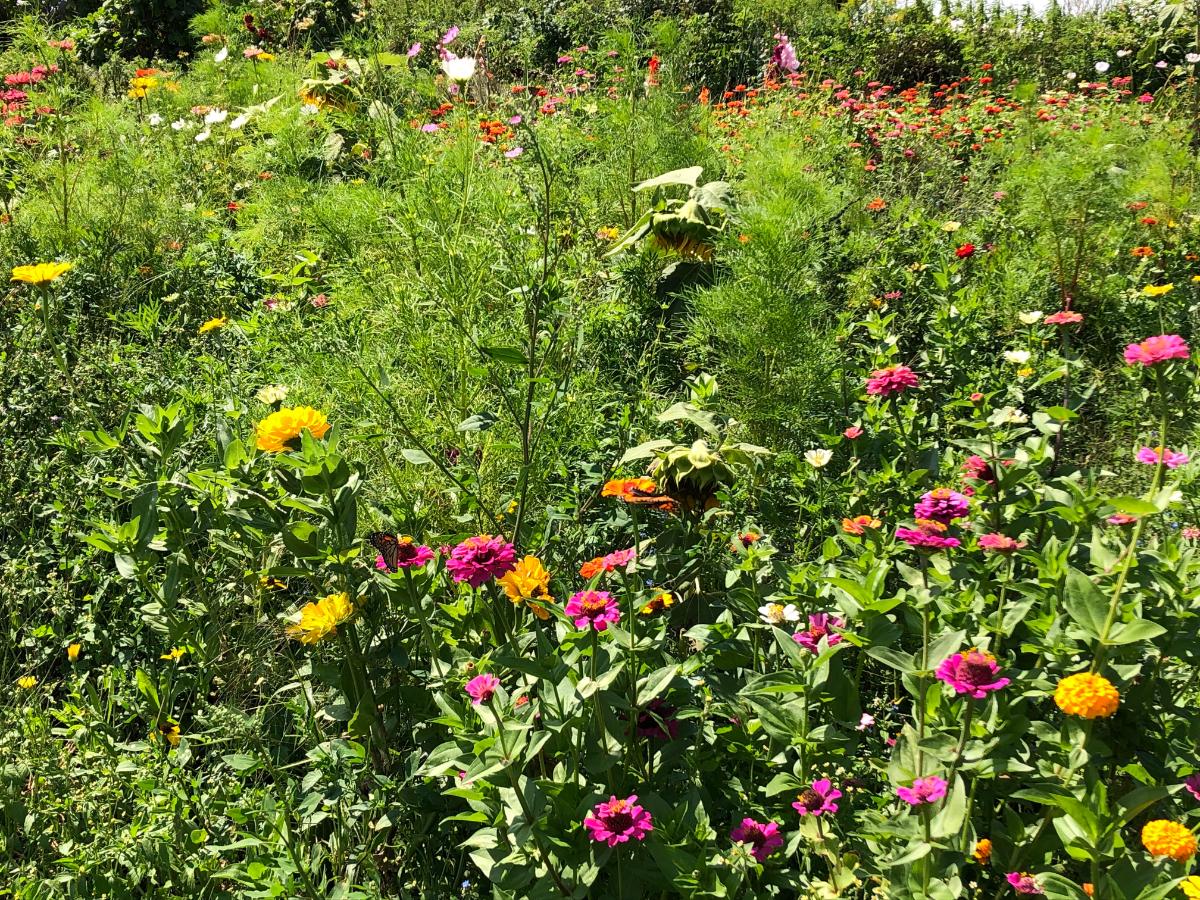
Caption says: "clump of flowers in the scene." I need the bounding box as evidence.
[584,795,654,846]
[896,776,947,806]
[255,407,331,453]
[914,488,970,523]
[465,672,500,705]
[1006,872,1043,894]
[287,592,354,644]
[1124,334,1190,366]
[792,612,845,654]
[579,547,636,579]
[565,590,621,631]
[865,364,919,397]
[730,818,784,861]
[1136,446,1189,468]
[1141,819,1197,862]
[936,649,1010,698]
[792,778,841,816]
[1054,672,1120,719]
[497,555,554,618]
[445,535,516,587]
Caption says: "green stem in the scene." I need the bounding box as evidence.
[403,568,444,679]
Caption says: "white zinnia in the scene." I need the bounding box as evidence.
[214,47,228,64]
[441,55,477,82]
[758,603,801,625]
[204,109,228,125]
[1018,311,1043,324]
[1094,61,1110,74]
[255,384,289,404]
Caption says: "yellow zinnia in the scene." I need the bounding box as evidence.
[641,591,676,615]
[1142,819,1197,863]
[12,261,71,285]
[1181,875,1200,899]
[67,643,81,662]
[1054,672,1119,719]
[198,316,228,334]
[17,675,36,689]
[972,838,991,864]
[497,555,554,619]
[255,406,331,453]
[161,646,188,661]
[287,592,354,644]
[1143,283,1174,297]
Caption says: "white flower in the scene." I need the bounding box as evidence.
[941,220,961,232]
[1066,71,1077,81]
[214,47,228,64]
[300,103,320,116]
[804,448,833,468]
[204,109,228,125]
[988,406,1029,426]
[1018,310,1043,325]
[194,129,211,143]
[171,118,188,131]
[1094,61,1110,74]
[758,603,801,625]
[1117,49,1131,58]
[1003,349,1032,365]
[255,384,289,404]
[230,113,250,130]
[949,17,964,29]
[147,113,163,126]
[440,55,476,82]
[857,713,875,731]
[1188,53,1200,65]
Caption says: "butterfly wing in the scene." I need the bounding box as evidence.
[368,531,401,570]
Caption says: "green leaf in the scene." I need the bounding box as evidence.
[400,448,433,464]
[1063,569,1108,639]
[480,346,528,366]
[1107,618,1167,645]
[637,664,678,705]
[866,646,917,674]
[457,413,498,432]
[634,166,703,191]
[1036,873,1090,900]
[1106,496,1159,517]
[222,753,261,774]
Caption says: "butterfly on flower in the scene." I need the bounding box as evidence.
[367,531,434,572]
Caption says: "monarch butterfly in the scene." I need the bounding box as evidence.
[368,531,406,571]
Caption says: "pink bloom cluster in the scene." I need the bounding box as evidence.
[913,488,970,524]
[1123,334,1189,366]
[465,672,499,705]
[584,794,654,846]
[565,590,620,631]
[445,535,516,587]
[730,818,784,861]
[1006,872,1043,894]
[792,778,841,816]
[1135,446,1189,468]
[865,364,919,397]
[935,650,1010,698]
[896,776,947,806]
[4,64,57,86]
[978,532,1025,554]
[792,613,845,654]
[896,524,961,550]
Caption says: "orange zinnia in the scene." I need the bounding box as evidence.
[601,478,677,511]
[842,515,882,535]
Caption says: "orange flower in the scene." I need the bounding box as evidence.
[1131,245,1155,257]
[865,197,887,211]
[580,557,604,579]
[842,515,881,535]
[601,478,677,511]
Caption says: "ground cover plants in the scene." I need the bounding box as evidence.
[4,3,1200,898]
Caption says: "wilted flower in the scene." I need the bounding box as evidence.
[896,776,947,806]
[633,697,679,739]
[730,818,784,861]
[792,778,841,816]
[584,795,653,846]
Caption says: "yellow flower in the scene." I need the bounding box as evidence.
[1142,819,1197,862]
[12,261,71,285]
[1054,672,1119,719]
[972,838,991,864]
[941,221,962,232]
[1192,275,1200,283]
[287,592,354,644]
[1181,875,1200,899]
[67,643,81,662]
[198,316,228,334]
[152,720,181,747]
[17,675,36,689]
[641,591,676,615]
[161,646,188,661]
[1143,283,1174,297]
[497,556,554,619]
[255,406,331,453]
[1017,366,1034,378]
[258,52,275,62]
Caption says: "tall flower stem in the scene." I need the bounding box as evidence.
[993,555,1015,655]
[916,557,932,775]
[403,568,445,679]
[944,699,975,794]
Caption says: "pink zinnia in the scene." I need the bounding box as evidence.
[633,697,679,739]
[1183,773,1200,801]
[730,818,784,861]
[896,776,947,806]
[1006,872,1043,894]
[914,488,970,523]
[896,527,961,550]
[1135,446,1189,468]
[375,538,435,572]
[844,425,864,439]
[866,364,919,397]
[584,794,653,846]
[564,590,621,631]
[465,672,499,705]
[1183,526,1200,540]
[1045,310,1083,326]
[1123,334,1190,366]
[962,455,996,485]
[792,613,845,654]
[978,533,1025,554]
[792,778,842,816]
[445,535,516,587]
[1107,513,1139,526]
[935,649,1010,698]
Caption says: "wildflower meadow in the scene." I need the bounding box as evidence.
[4,0,1200,897]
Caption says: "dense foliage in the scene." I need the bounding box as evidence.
[4,2,1200,898]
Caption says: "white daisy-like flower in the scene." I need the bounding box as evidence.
[758,603,801,626]
[1003,350,1032,365]
[1018,311,1043,325]
[440,55,477,82]
[804,448,833,468]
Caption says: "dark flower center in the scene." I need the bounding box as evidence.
[797,788,821,808]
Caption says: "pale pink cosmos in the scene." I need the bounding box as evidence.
[792,778,841,816]
[465,672,499,705]
[896,776,947,806]
[1135,446,1189,468]
[935,650,1010,699]
[584,795,653,846]
[729,818,784,861]
[1123,334,1189,366]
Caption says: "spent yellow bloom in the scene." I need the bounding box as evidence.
[255,406,331,453]
[1054,671,1119,719]
[497,556,554,619]
[941,221,962,232]
[17,675,36,689]
[287,592,354,644]
[67,643,81,662]
[198,316,228,334]
[1142,819,1197,862]
[255,384,289,405]
[12,261,71,285]
[1143,283,1174,297]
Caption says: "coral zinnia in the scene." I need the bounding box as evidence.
[255,406,331,452]
[1141,819,1197,862]
[1044,310,1084,326]
[1124,334,1190,366]
[730,818,784,861]
[445,535,516,587]
[866,364,919,397]
[565,589,620,631]
[792,778,841,816]
[936,649,1010,698]
[11,261,71,284]
[842,514,881,535]
[584,794,653,846]
[287,592,354,644]
[1054,672,1119,719]
[496,555,554,619]
[978,532,1025,554]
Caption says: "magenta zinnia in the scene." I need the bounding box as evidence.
[896,525,961,550]
[1185,773,1200,802]
[936,649,1010,699]
[584,794,654,846]
[564,590,620,632]
[792,778,841,816]
[1124,334,1190,366]
[633,697,679,739]
[1005,872,1043,895]
[866,364,919,397]
[896,776,947,806]
[792,613,845,654]
[375,536,435,571]
[730,818,784,861]
[914,488,970,523]
[465,672,500,705]
[1136,446,1189,468]
[444,535,516,587]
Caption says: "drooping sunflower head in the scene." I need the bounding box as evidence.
[255,406,331,453]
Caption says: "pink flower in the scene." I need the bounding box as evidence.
[866,364,919,397]
[914,488,970,523]
[504,147,524,159]
[465,672,499,705]
[1137,92,1154,103]
[1045,310,1083,326]
[1124,334,1190,366]
[445,535,516,587]
[1183,527,1200,540]
[1107,513,1139,526]
[792,613,845,654]
[584,794,653,846]
[896,776,947,806]
[310,293,330,308]
[406,42,421,57]
[857,713,875,730]
[1006,872,1043,894]
[962,455,996,485]
[632,697,679,739]
[730,818,784,861]
[374,537,434,572]
[1136,446,1189,468]
[896,527,961,551]
[978,533,1025,554]
[439,25,460,46]
[1185,773,1200,801]
[843,425,864,439]
[420,123,440,133]
[936,649,1010,699]
[564,590,620,631]
[792,778,842,816]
